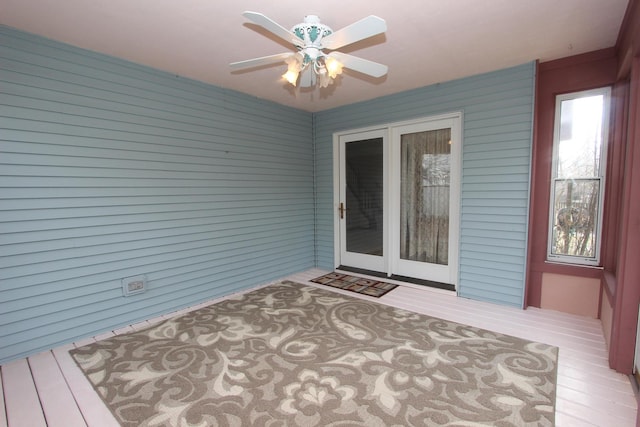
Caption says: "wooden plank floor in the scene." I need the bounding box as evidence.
[0,268,636,426]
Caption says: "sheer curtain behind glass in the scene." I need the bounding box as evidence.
[400,129,451,265]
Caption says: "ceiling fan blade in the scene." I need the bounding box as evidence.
[321,15,386,50]
[230,52,293,70]
[242,11,302,47]
[329,52,388,78]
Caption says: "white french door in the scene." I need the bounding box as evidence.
[338,129,387,272]
[390,117,461,284]
[335,113,461,286]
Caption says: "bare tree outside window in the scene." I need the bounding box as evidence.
[548,88,609,265]
[551,179,599,257]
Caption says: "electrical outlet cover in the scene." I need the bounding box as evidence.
[122,275,147,296]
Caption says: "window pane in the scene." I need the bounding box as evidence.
[556,95,604,178]
[550,179,600,258]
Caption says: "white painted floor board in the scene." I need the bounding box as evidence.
[28,351,87,427]
[0,371,7,427]
[1,358,47,427]
[52,345,120,427]
[0,269,636,426]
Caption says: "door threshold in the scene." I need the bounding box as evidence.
[389,274,455,291]
[337,265,388,278]
[336,266,455,292]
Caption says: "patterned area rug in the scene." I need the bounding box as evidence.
[310,272,398,297]
[70,281,558,426]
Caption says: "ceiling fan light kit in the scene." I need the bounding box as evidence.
[230,11,387,89]
[282,51,344,88]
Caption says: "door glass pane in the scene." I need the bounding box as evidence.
[346,138,383,256]
[400,129,450,265]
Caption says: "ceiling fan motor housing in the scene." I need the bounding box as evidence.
[292,15,333,47]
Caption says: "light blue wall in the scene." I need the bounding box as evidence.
[313,63,535,308]
[0,26,315,364]
[0,24,536,364]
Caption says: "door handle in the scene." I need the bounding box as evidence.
[339,202,346,219]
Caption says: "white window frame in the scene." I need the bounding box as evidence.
[547,87,611,266]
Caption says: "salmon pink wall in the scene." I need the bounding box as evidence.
[527,0,640,377]
[600,287,614,349]
[540,273,601,318]
[526,49,617,308]
[609,55,640,373]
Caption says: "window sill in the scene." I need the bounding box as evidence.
[544,260,604,270]
[531,260,603,278]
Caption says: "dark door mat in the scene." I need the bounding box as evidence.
[310,272,398,297]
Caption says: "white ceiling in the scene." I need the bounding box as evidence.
[0,0,629,112]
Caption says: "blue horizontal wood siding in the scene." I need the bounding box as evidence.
[0,26,314,364]
[313,62,535,308]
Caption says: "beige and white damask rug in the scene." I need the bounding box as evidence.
[70,281,558,426]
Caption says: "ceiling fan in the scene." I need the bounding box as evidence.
[230,11,388,88]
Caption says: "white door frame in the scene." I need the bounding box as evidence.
[333,112,462,288]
